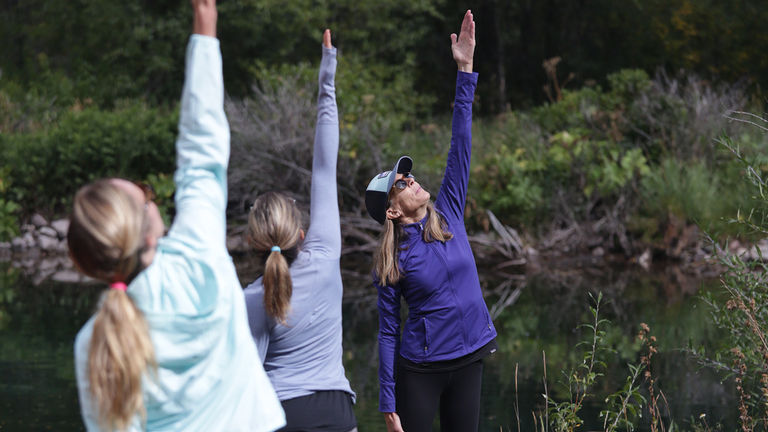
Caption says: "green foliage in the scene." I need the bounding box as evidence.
[544,293,610,431]
[693,119,768,431]
[0,199,20,242]
[531,294,677,432]
[607,69,652,102]
[0,167,20,242]
[3,0,768,113]
[0,0,188,105]
[1,100,178,216]
[0,265,20,331]
[144,173,176,227]
[637,157,754,238]
[601,363,646,432]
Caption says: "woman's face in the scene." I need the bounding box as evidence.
[386,172,430,221]
[110,178,165,254]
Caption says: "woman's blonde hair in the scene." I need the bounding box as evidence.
[246,192,303,324]
[67,179,156,431]
[373,201,452,286]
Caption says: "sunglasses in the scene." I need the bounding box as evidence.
[132,181,156,205]
[392,173,415,191]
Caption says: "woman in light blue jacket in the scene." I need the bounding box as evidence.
[68,1,284,430]
[243,30,357,432]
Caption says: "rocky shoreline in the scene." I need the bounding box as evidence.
[0,215,256,285]
[4,214,767,287]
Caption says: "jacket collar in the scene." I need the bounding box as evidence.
[401,213,430,237]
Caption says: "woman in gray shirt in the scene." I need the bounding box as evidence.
[243,30,356,432]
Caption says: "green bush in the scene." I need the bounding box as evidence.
[0,167,20,242]
[1,100,178,216]
[694,128,768,430]
[637,156,757,239]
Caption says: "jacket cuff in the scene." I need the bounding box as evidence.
[379,383,396,412]
[455,71,478,102]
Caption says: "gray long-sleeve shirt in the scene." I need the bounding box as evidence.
[243,46,354,402]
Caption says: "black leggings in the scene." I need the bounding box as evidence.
[395,359,483,432]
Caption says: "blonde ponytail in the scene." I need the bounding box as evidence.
[68,179,156,430]
[246,192,303,324]
[89,289,155,431]
[262,249,293,324]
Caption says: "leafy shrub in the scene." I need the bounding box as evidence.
[0,199,20,242]
[638,156,756,239]
[144,172,175,227]
[694,126,768,430]
[1,100,178,216]
[0,167,20,241]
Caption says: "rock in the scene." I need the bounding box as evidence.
[754,240,768,260]
[55,239,69,254]
[591,247,605,257]
[38,226,58,238]
[16,257,36,269]
[31,213,48,227]
[637,248,652,270]
[38,257,60,272]
[32,267,57,285]
[523,246,539,257]
[11,236,27,251]
[38,235,60,251]
[23,232,35,248]
[51,270,83,283]
[20,224,35,234]
[51,219,70,237]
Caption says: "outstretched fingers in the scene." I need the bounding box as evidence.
[461,9,474,40]
[451,9,475,72]
[323,29,332,49]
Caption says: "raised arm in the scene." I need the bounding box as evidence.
[167,0,230,251]
[303,29,341,257]
[435,10,478,222]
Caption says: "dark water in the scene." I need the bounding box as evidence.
[0,259,736,431]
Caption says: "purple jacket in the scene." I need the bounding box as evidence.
[374,71,497,412]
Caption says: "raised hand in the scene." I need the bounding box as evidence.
[192,0,217,37]
[323,28,332,49]
[450,10,475,73]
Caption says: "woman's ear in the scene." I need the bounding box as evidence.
[386,207,401,221]
[144,232,158,251]
[140,232,159,268]
[300,229,306,241]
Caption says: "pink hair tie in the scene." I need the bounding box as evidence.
[109,281,128,292]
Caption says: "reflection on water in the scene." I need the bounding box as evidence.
[0,258,736,431]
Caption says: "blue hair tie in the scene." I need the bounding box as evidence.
[271,246,281,253]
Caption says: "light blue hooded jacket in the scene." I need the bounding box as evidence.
[74,35,285,432]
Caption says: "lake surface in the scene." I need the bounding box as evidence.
[0,257,736,431]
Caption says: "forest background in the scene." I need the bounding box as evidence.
[2,0,768,260]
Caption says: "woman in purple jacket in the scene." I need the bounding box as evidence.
[363,10,497,432]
